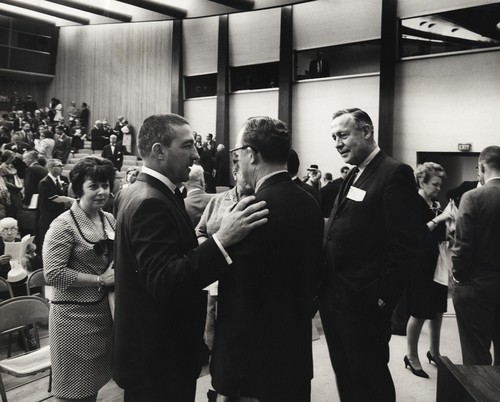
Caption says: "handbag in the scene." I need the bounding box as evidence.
[433,240,452,286]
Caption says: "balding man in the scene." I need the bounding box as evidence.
[183,164,216,227]
[101,134,127,171]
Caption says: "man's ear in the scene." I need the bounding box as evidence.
[151,143,165,159]
[362,125,373,139]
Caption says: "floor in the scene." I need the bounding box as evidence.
[1,299,464,402]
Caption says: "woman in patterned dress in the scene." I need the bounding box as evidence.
[43,156,116,402]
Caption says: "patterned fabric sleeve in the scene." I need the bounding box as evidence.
[43,216,79,290]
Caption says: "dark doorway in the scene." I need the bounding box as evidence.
[416,152,479,207]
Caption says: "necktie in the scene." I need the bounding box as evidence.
[56,178,63,194]
[174,187,185,209]
[338,166,359,203]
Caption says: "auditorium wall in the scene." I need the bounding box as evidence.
[48,20,173,133]
[394,0,500,167]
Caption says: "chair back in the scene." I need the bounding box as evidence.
[26,269,47,296]
[0,296,49,335]
[0,277,14,299]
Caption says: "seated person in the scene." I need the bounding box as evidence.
[0,217,38,296]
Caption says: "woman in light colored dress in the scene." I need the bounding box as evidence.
[43,156,116,402]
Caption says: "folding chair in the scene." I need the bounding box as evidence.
[25,269,47,298]
[0,296,51,402]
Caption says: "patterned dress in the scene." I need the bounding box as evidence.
[43,201,115,399]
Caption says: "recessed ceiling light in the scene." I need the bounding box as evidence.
[428,23,436,28]
[451,28,459,32]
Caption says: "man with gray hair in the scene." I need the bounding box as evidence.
[452,145,500,365]
[184,164,216,226]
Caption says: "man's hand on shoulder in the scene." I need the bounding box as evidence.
[216,196,268,248]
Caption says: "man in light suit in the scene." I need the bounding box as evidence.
[452,145,500,365]
[183,164,216,227]
[320,108,422,401]
[210,117,324,402]
[101,134,127,171]
[113,113,268,402]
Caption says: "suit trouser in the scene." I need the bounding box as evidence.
[453,279,500,365]
[320,297,395,402]
[123,377,197,402]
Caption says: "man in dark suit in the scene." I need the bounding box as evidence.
[90,120,107,151]
[320,165,349,218]
[320,108,422,401]
[113,113,268,402]
[22,150,47,207]
[287,149,319,203]
[210,117,324,402]
[36,158,71,253]
[452,145,500,365]
[308,50,330,78]
[101,134,127,171]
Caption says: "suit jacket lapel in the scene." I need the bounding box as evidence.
[138,173,194,229]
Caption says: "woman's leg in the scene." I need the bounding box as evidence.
[406,316,426,369]
[429,313,443,356]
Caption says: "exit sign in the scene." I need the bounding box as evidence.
[458,143,472,152]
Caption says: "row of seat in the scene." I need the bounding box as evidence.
[0,272,51,402]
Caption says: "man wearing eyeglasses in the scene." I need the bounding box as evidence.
[36,159,72,253]
[210,117,324,402]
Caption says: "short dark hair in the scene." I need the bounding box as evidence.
[287,149,300,175]
[332,108,374,135]
[70,156,116,198]
[138,114,190,159]
[479,145,500,171]
[241,116,290,164]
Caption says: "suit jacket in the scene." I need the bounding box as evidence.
[113,172,228,389]
[445,180,479,207]
[184,188,216,227]
[210,172,324,397]
[452,178,500,284]
[53,135,72,164]
[23,163,48,206]
[292,176,319,203]
[323,151,422,309]
[320,178,343,218]
[101,144,127,171]
[308,58,330,77]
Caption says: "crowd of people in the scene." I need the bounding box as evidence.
[0,103,498,402]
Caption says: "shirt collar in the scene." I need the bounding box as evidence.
[141,166,176,194]
[485,176,500,184]
[255,170,288,193]
[357,146,380,170]
[48,173,59,183]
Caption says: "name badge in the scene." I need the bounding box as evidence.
[347,186,366,202]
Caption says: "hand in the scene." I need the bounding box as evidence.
[216,196,269,248]
[101,261,115,286]
[0,254,11,264]
[436,210,453,224]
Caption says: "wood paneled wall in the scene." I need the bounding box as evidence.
[0,79,51,112]
[49,21,173,133]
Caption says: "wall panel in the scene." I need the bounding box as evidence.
[292,75,380,179]
[183,97,217,136]
[183,16,218,76]
[397,0,499,18]
[293,0,382,50]
[394,51,500,167]
[49,21,172,133]
[228,90,279,147]
[229,8,281,66]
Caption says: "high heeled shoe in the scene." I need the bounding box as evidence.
[427,351,437,365]
[404,356,429,379]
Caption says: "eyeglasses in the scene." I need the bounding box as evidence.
[1,227,18,232]
[229,145,258,156]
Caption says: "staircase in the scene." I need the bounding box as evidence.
[62,140,142,179]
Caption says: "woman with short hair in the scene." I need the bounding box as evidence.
[43,156,116,401]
